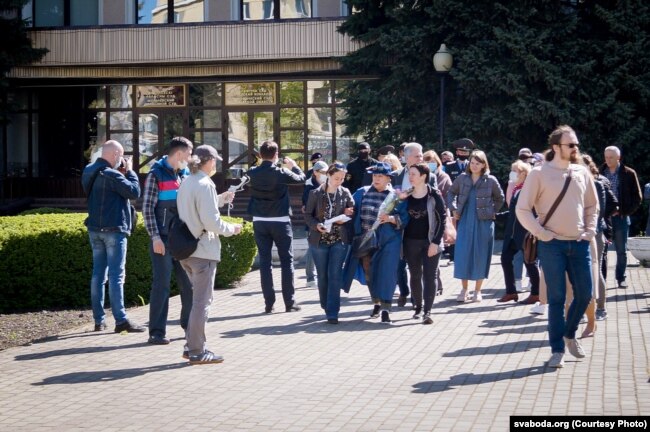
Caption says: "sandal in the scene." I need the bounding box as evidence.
[189,350,224,365]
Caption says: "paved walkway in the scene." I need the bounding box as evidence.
[0,250,648,431]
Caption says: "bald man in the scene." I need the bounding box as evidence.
[82,140,145,333]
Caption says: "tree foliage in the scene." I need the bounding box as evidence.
[338,0,649,217]
[0,0,48,124]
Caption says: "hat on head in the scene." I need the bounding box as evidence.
[518,147,533,158]
[532,153,544,165]
[312,161,329,172]
[357,142,371,151]
[452,138,475,152]
[378,145,395,156]
[310,152,323,162]
[366,162,393,176]
[194,145,222,161]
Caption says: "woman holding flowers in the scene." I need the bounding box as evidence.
[346,162,409,324]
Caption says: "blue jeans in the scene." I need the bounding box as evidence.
[304,247,317,282]
[538,239,593,353]
[89,231,128,325]
[148,237,193,338]
[611,215,630,282]
[253,220,296,308]
[310,242,350,319]
[513,250,524,281]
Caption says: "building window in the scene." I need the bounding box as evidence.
[281,0,310,19]
[70,0,98,26]
[34,0,64,27]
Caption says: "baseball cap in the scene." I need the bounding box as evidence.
[358,142,371,151]
[366,162,394,176]
[194,145,222,161]
[518,148,533,158]
[312,161,329,172]
[310,152,323,162]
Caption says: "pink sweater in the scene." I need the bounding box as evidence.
[516,163,598,241]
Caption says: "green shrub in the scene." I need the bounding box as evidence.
[19,207,73,215]
[0,213,256,312]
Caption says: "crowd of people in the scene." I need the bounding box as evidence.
[82,125,644,367]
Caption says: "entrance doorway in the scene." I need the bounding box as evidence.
[136,110,186,173]
[225,110,274,178]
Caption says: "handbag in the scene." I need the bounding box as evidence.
[443,213,457,245]
[352,230,379,258]
[167,217,199,261]
[523,176,571,264]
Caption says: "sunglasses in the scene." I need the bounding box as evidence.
[559,143,580,149]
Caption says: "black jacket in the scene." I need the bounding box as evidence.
[599,163,642,216]
[594,175,618,239]
[443,160,467,183]
[344,156,377,194]
[247,161,306,218]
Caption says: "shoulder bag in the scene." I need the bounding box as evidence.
[523,176,571,264]
[168,217,199,261]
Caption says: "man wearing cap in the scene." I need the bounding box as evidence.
[377,145,395,162]
[346,162,409,324]
[518,148,533,164]
[177,144,242,364]
[444,138,475,183]
[143,136,194,345]
[344,142,378,194]
[305,152,323,179]
[302,160,329,287]
[247,140,306,313]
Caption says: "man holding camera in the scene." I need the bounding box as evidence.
[82,140,145,333]
[247,140,306,314]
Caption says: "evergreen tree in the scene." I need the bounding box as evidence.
[0,0,48,124]
[338,0,649,194]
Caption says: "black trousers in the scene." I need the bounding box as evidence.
[500,239,540,295]
[403,238,442,313]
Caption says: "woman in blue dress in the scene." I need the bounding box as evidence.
[447,150,504,302]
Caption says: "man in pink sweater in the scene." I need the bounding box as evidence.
[516,125,599,369]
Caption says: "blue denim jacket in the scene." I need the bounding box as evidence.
[82,158,141,234]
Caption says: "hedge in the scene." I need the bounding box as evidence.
[0,212,256,312]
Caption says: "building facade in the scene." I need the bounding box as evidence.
[3,0,365,199]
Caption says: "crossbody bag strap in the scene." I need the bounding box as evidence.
[541,175,572,227]
[86,167,107,201]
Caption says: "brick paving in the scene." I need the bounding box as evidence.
[0,249,648,431]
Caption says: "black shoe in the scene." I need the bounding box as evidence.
[413,308,422,319]
[397,296,407,307]
[436,288,443,296]
[182,349,189,360]
[381,310,392,324]
[327,318,339,325]
[264,305,275,314]
[618,280,628,288]
[148,335,171,345]
[285,304,301,312]
[114,319,146,333]
[370,305,381,318]
[94,322,107,332]
[423,313,433,325]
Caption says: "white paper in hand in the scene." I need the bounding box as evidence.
[323,214,351,233]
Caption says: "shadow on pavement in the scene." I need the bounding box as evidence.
[411,364,551,393]
[14,341,150,361]
[442,340,547,357]
[476,324,548,336]
[31,362,188,385]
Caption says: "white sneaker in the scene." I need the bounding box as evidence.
[564,337,586,359]
[548,352,565,368]
[306,280,317,287]
[456,289,468,303]
[530,302,547,315]
[472,291,482,302]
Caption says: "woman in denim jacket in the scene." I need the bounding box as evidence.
[447,150,504,302]
[305,163,355,324]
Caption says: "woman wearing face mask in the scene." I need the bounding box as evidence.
[305,162,355,324]
[447,150,504,302]
[401,163,446,324]
[423,150,452,201]
[302,161,330,288]
[497,160,540,303]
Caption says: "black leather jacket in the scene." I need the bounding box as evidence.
[247,160,306,218]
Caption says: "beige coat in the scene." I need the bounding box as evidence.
[176,171,236,262]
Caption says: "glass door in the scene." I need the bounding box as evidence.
[136,110,186,174]
[225,110,274,178]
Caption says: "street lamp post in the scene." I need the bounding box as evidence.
[433,44,453,150]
